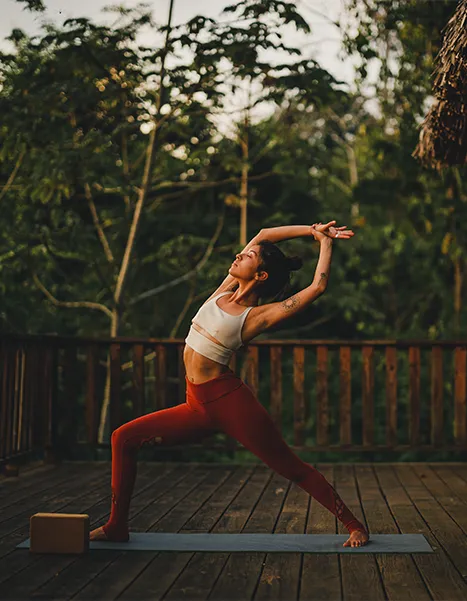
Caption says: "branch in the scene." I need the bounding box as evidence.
[32,273,113,319]
[152,171,274,193]
[0,148,26,203]
[85,183,115,263]
[327,174,353,196]
[300,2,340,28]
[121,133,131,215]
[131,147,147,173]
[91,184,124,194]
[147,171,275,210]
[113,0,175,310]
[129,209,225,307]
[192,286,218,302]
[0,243,29,264]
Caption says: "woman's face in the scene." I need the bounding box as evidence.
[228,244,264,281]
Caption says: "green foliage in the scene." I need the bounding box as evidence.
[1,0,467,343]
[0,1,342,337]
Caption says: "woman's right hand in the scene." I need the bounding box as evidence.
[309,221,336,242]
[310,221,355,241]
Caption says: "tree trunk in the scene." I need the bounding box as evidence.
[239,112,249,246]
[454,257,462,333]
[98,308,120,443]
[96,0,175,444]
[346,144,359,219]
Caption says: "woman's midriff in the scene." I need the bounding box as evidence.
[183,322,232,384]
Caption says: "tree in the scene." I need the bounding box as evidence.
[0,1,344,440]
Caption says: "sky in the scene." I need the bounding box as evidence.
[1,0,368,129]
[2,0,360,81]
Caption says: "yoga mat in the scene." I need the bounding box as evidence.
[18,533,433,553]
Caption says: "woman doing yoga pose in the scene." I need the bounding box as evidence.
[90,220,370,548]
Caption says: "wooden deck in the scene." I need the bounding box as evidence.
[1,461,467,601]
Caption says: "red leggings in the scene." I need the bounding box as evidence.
[103,370,366,540]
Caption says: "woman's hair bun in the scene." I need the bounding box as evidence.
[286,255,303,271]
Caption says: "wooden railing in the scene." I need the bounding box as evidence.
[1,334,467,468]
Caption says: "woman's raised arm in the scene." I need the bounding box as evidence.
[253,235,334,332]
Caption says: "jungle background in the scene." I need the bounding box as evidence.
[2,0,466,464]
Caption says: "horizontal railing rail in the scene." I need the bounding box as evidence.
[1,334,467,467]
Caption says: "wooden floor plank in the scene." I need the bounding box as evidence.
[73,464,254,601]
[0,462,113,592]
[0,463,108,525]
[404,465,467,578]
[334,464,386,601]
[123,464,267,601]
[0,463,110,557]
[430,465,467,504]
[376,464,467,601]
[355,465,431,601]
[25,462,205,601]
[450,465,467,481]
[0,462,169,597]
[211,469,291,601]
[0,463,101,512]
[1,462,466,601]
[299,464,341,601]
[0,463,58,501]
[0,463,110,546]
[251,472,308,601]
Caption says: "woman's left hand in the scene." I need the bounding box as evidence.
[311,221,355,240]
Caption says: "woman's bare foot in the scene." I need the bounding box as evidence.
[89,526,109,541]
[343,529,369,548]
[89,526,129,543]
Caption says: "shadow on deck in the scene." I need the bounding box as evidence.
[1,461,467,601]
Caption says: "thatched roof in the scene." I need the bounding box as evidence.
[412,0,467,170]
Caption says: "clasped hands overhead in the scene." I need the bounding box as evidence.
[309,220,355,242]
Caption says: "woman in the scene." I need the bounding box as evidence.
[90,220,369,548]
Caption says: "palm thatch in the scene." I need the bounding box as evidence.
[413,0,467,170]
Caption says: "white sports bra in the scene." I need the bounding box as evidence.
[184,291,254,365]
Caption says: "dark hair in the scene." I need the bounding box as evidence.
[256,239,303,301]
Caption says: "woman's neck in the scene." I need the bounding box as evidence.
[229,282,260,307]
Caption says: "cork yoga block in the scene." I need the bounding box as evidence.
[30,513,90,554]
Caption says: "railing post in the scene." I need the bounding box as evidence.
[409,346,420,446]
[385,345,397,448]
[293,345,305,446]
[110,342,122,431]
[316,345,328,447]
[339,346,352,446]
[270,346,282,431]
[431,345,443,447]
[362,345,374,448]
[61,344,78,458]
[454,346,467,446]
[155,344,167,409]
[132,343,145,418]
[44,344,59,464]
[86,344,99,448]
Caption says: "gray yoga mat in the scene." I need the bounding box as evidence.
[17,533,432,553]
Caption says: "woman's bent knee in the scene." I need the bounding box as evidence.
[111,424,135,447]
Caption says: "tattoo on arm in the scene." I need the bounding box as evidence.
[319,272,327,285]
[281,295,301,312]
